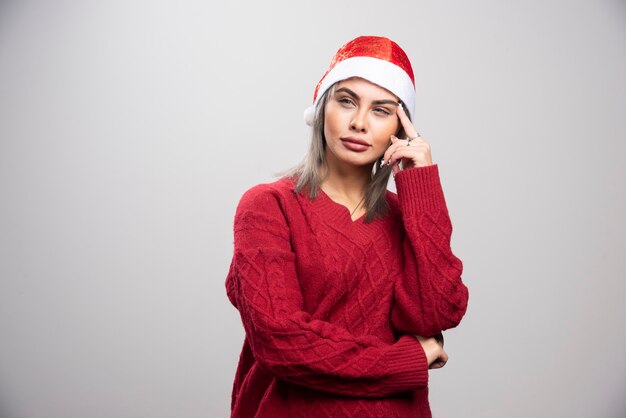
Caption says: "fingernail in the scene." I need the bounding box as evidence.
[380,160,385,168]
[398,102,404,109]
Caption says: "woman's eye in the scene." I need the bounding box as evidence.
[374,107,391,116]
[338,97,355,106]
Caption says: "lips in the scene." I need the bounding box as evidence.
[340,137,370,152]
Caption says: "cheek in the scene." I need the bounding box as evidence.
[324,108,343,138]
[389,118,400,135]
[373,119,399,142]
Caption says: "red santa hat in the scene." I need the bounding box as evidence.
[304,36,416,125]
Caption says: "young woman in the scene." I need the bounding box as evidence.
[225,35,469,418]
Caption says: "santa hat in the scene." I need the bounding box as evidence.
[304,36,416,125]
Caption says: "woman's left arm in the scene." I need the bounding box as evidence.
[383,105,469,337]
[391,165,469,336]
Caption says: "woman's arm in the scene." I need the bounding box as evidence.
[390,165,469,336]
[382,105,469,337]
[226,184,429,397]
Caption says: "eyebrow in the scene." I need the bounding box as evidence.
[335,87,400,106]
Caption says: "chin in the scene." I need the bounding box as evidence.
[342,154,378,167]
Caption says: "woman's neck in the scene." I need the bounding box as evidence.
[320,153,372,207]
[321,169,369,199]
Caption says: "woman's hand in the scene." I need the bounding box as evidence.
[382,104,433,175]
[414,334,448,370]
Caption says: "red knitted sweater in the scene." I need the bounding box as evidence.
[225,165,468,417]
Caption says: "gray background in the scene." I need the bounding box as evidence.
[1,0,625,417]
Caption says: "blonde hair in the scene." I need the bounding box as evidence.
[286,84,405,222]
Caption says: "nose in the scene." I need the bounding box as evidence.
[350,108,367,133]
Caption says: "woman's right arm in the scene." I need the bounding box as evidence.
[225,184,429,397]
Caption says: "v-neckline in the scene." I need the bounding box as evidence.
[317,188,367,224]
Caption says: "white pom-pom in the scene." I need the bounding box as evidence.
[303,105,315,126]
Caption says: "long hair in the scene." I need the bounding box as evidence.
[286,84,405,223]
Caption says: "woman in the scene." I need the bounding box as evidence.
[225,35,469,417]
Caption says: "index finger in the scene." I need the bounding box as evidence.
[396,103,418,138]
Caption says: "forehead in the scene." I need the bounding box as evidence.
[335,77,398,100]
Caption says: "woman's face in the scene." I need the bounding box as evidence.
[323,77,400,168]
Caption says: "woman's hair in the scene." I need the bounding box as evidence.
[285,83,405,223]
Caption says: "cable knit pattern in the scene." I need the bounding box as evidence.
[226,164,468,417]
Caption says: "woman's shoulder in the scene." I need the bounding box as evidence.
[237,177,297,213]
[240,176,296,199]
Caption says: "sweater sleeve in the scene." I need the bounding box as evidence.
[225,184,429,397]
[391,165,469,337]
